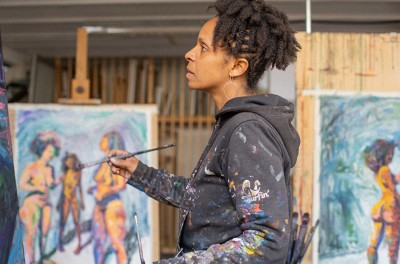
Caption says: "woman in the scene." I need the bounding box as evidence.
[109,0,300,262]
[19,131,61,263]
[88,132,127,264]
[57,153,85,254]
[363,140,400,264]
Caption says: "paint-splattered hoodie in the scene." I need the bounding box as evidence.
[127,94,300,263]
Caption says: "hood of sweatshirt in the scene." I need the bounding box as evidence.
[216,94,300,168]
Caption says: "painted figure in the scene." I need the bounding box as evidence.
[363,139,400,264]
[19,131,60,263]
[57,153,85,254]
[88,132,127,264]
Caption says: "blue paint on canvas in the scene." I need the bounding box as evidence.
[7,217,25,264]
[318,96,400,264]
[13,105,156,264]
[0,33,25,264]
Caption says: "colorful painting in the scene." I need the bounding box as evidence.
[0,34,25,264]
[10,104,158,264]
[318,96,400,264]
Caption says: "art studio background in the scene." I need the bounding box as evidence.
[1,1,399,263]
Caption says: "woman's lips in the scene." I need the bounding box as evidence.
[186,67,194,77]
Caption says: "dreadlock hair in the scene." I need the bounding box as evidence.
[209,0,301,89]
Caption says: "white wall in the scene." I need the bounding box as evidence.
[2,45,31,84]
[29,57,55,103]
[258,63,296,102]
[270,64,296,102]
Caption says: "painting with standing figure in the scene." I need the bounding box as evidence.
[318,95,400,264]
[10,104,158,264]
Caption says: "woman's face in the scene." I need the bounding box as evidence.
[41,144,56,161]
[65,156,75,169]
[99,136,109,153]
[385,146,394,165]
[185,17,232,92]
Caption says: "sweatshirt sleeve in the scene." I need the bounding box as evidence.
[156,119,291,263]
[127,161,190,208]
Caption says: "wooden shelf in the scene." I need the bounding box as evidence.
[158,115,215,124]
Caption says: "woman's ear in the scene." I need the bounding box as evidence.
[230,58,249,78]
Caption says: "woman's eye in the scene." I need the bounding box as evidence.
[201,45,207,51]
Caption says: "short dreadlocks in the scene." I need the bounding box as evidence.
[209,0,301,89]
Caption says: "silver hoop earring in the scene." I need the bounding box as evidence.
[223,76,239,100]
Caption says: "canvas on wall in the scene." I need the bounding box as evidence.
[317,95,400,264]
[10,104,158,264]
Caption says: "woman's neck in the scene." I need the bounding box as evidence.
[37,157,49,166]
[210,88,255,110]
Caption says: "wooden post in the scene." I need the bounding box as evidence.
[188,89,195,170]
[101,58,107,102]
[168,59,177,249]
[178,59,185,176]
[67,58,73,98]
[59,27,101,104]
[72,28,89,100]
[92,58,99,98]
[147,57,155,104]
[54,58,62,101]
[159,58,168,255]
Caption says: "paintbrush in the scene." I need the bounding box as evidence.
[135,212,146,264]
[79,143,176,169]
[290,212,309,264]
[298,219,320,262]
[287,212,299,263]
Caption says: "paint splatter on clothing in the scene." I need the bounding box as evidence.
[128,94,300,263]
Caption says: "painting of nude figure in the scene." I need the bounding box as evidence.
[317,96,400,264]
[10,104,158,264]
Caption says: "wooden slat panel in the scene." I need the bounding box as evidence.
[296,32,400,92]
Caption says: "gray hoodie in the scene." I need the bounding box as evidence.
[128,94,300,263]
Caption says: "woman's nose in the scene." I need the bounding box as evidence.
[185,47,195,62]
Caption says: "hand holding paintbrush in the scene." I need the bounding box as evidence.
[79,144,175,180]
